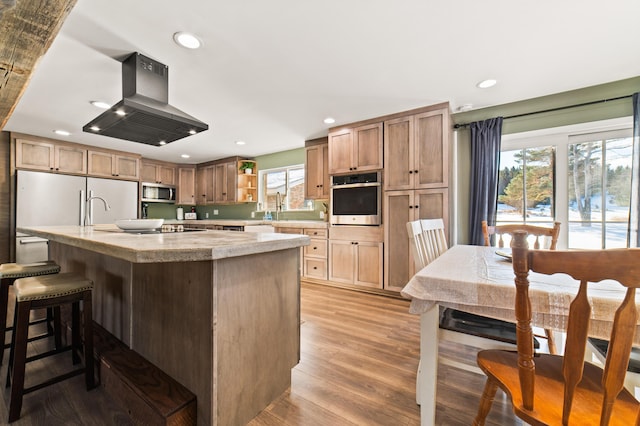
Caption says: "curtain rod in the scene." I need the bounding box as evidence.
[452,94,633,129]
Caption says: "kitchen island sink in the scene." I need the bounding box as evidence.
[17,225,309,426]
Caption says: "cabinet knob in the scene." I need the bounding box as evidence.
[409,206,413,209]
[415,205,419,208]
[414,170,419,173]
[313,247,318,250]
[313,266,317,270]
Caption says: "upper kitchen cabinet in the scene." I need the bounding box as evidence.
[196,164,215,204]
[304,138,329,200]
[177,166,196,205]
[214,161,238,203]
[140,159,176,185]
[328,122,383,175]
[15,138,87,175]
[384,107,449,191]
[195,157,251,205]
[87,150,140,181]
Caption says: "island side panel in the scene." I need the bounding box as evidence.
[214,248,300,426]
[130,260,214,426]
[49,241,132,345]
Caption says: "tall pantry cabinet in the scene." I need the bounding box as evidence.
[383,104,450,292]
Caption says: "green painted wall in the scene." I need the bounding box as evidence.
[147,147,327,221]
[453,76,640,244]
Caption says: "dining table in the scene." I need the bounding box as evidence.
[401,244,640,426]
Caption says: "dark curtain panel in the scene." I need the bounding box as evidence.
[628,92,640,247]
[468,117,503,245]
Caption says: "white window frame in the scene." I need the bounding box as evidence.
[257,164,310,212]
[500,116,633,249]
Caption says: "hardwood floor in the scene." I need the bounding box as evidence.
[249,282,519,426]
[0,282,520,425]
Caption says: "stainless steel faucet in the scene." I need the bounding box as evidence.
[275,192,283,221]
[84,192,111,226]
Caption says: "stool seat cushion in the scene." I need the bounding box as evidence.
[0,261,60,279]
[14,273,93,302]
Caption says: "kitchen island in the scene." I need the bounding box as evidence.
[17,225,309,426]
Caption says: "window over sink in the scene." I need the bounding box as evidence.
[258,164,312,211]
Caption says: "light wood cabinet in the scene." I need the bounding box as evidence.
[302,228,328,280]
[16,139,87,174]
[177,166,196,205]
[328,122,383,175]
[196,165,215,204]
[237,160,257,203]
[141,160,176,185]
[384,107,449,191]
[214,161,237,203]
[88,150,139,180]
[304,142,329,200]
[383,188,449,291]
[328,226,383,289]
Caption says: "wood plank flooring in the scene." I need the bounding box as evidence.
[0,282,520,425]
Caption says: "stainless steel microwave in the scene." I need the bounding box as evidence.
[141,182,176,203]
[330,172,381,225]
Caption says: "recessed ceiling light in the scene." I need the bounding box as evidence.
[173,32,202,49]
[115,110,126,116]
[90,126,100,132]
[181,154,190,159]
[477,79,497,89]
[324,117,336,124]
[188,129,197,135]
[54,130,70,136]
[158,141,167,146]
[90,101,111,109]
[235,140,246,145]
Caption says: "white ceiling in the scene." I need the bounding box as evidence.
[5,0,640,164]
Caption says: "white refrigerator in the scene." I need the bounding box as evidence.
[16,170,138,262]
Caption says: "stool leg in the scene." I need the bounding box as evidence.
[53,307,62,349]
[6,306,18,389]
[71,302,80,365]
[8,301,31,423]
[0,278,10,366]
[82,292,95,389]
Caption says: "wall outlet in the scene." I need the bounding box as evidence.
[205,212,209,219]
[251,211,255,218]
[319,211,325,219]
[213,209,219,215]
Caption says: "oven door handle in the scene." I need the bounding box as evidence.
[331,182,381,189]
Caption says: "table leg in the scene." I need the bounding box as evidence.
[418,303,439,426]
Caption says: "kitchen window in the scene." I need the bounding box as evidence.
[499,118,633,249]
[258,164,311,211]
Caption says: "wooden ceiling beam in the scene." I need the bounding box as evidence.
[0,0,76,130]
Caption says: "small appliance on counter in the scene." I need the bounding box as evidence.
[184,206,197,220]
[176,206,184,220]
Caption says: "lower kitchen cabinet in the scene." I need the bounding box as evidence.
[383,188,449,292]
[302,228,327,279]
[328,226,383,289]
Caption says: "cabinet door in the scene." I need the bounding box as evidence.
[328,240,355,284]
[114,155,139,180]
[159,165,176,185]
[383,191,416,291]
[305,144,329,199]
[140,162,158,182]
[55,145,87,174]
[87,151,115,177]
[15,139,54,171]
[384,116,414,191]
[177,167,196,205]
[416,188,449,237]
[354,241,383,288]
[224,161,237,202]
[353,122,383,172]
[328,129,353,174]
[304,238,327,259]
[414,109,449,189]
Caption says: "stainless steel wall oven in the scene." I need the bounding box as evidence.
[330,172,381,225]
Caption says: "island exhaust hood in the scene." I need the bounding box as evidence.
[83,52,208,146]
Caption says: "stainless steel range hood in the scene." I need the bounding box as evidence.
[83,52,208,146]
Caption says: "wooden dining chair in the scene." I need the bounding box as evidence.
[482,220,561,249]
[473,231,640,426]
[482,220,560,354]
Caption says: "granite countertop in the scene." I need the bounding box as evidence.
[17,225,309,264]
[164,219,329,229]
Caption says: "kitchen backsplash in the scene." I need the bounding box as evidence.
[146,201,327,221]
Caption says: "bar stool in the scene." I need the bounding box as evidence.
[6,272,95,423]
[0,261,61,365]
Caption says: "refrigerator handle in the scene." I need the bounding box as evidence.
[80,190,86,226]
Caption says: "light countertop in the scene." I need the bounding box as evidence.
[164,219,329,229]
[17,225,309,263]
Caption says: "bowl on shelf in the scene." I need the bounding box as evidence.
[115,218,164,231]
